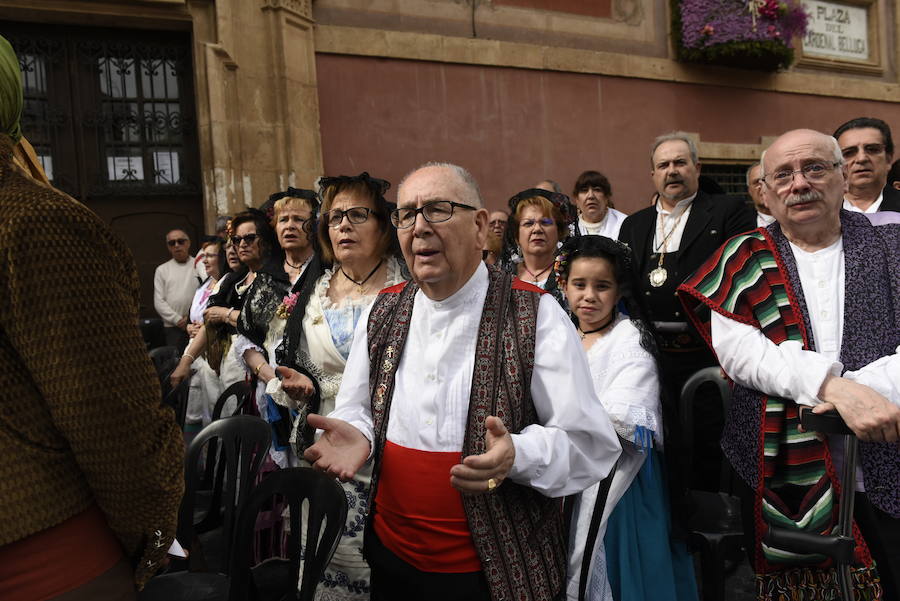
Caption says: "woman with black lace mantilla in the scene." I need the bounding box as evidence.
[269,172,407,601]
[203,209,277,390]
[233,189,323,468]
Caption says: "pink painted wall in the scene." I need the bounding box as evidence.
[316,54,900,214]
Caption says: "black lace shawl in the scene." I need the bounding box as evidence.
[235,254,325,449]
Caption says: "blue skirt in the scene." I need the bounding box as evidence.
[603,450,698,601]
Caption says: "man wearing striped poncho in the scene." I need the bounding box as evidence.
[678,129,900,601]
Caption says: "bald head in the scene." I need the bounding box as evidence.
[761,129,842,178]
[759,129,845,243]
[398,162,483,209]
[396,162,489,300]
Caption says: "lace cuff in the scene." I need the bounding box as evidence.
[233,334,264,370]
[606,403,663,449]
[266,377,300,411]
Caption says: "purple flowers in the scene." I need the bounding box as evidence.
[680,0,808,50]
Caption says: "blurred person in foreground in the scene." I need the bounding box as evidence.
[0,34,183,600]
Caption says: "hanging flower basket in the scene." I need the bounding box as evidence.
[673,0,809,71]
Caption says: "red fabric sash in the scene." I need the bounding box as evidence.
[373,441,481,573]
[0,504,124,601]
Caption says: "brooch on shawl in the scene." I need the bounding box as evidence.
[275,292,299,319]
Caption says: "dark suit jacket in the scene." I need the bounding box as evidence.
[881,184,900,212]
[619,190,757,320]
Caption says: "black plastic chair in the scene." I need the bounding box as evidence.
[181,416,272,572]
[140,416,272,601]
[141,317,166,350]
[680,366,745,601]
[229,467,348,601]
[149,345,181,395]
[140,467,347,601]
[164,377,191,430]
[212,381,252,422]
[199,381,253,492]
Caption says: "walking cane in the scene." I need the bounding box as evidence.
[762,409,857,601]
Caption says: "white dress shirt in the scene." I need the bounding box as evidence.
[578,208,627,240]
[330,262,622,497]
[843,193,883,214]
[710,237,900,489]
[652,194,695,252]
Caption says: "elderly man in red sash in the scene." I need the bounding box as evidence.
[305,162,621,601]
[678,129,900,600]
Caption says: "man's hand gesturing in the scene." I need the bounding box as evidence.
[450,415,515,494]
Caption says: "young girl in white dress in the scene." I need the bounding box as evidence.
[558,235,697,601]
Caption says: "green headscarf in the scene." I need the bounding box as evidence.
[0,35,23,143]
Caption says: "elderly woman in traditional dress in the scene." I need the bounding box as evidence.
[502,187,576,306]
[234,188,322,466]
[204,209,278,389]
[269,172,406,601]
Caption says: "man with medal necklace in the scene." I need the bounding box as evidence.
[619,131,755,493]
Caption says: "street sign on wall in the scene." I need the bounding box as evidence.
[801,0,869,61]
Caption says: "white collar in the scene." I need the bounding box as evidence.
[419,261,488,311]
[842,191,883,214]
[655,193,696,216]
[579,213,609,229]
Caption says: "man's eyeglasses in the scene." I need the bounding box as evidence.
[167,238,188,247]
[520,217,555,229]
[231,233,259,246]
[765,161,841,189]
[390,201,476,229]
[489,219,507,227]
[841,143,885,160]
[324,207,373,229]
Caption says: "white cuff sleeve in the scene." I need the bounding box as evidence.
[710,311,842,406]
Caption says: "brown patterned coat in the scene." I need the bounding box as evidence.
[0,142,184,588]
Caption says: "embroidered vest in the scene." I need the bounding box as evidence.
[365,267,567,601]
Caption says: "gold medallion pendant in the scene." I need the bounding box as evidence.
[649,266,668,287]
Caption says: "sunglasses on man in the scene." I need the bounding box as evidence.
[167,238,188,247]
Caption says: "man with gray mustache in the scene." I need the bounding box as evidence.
[618,131,755,495]
[679,129,900,600]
